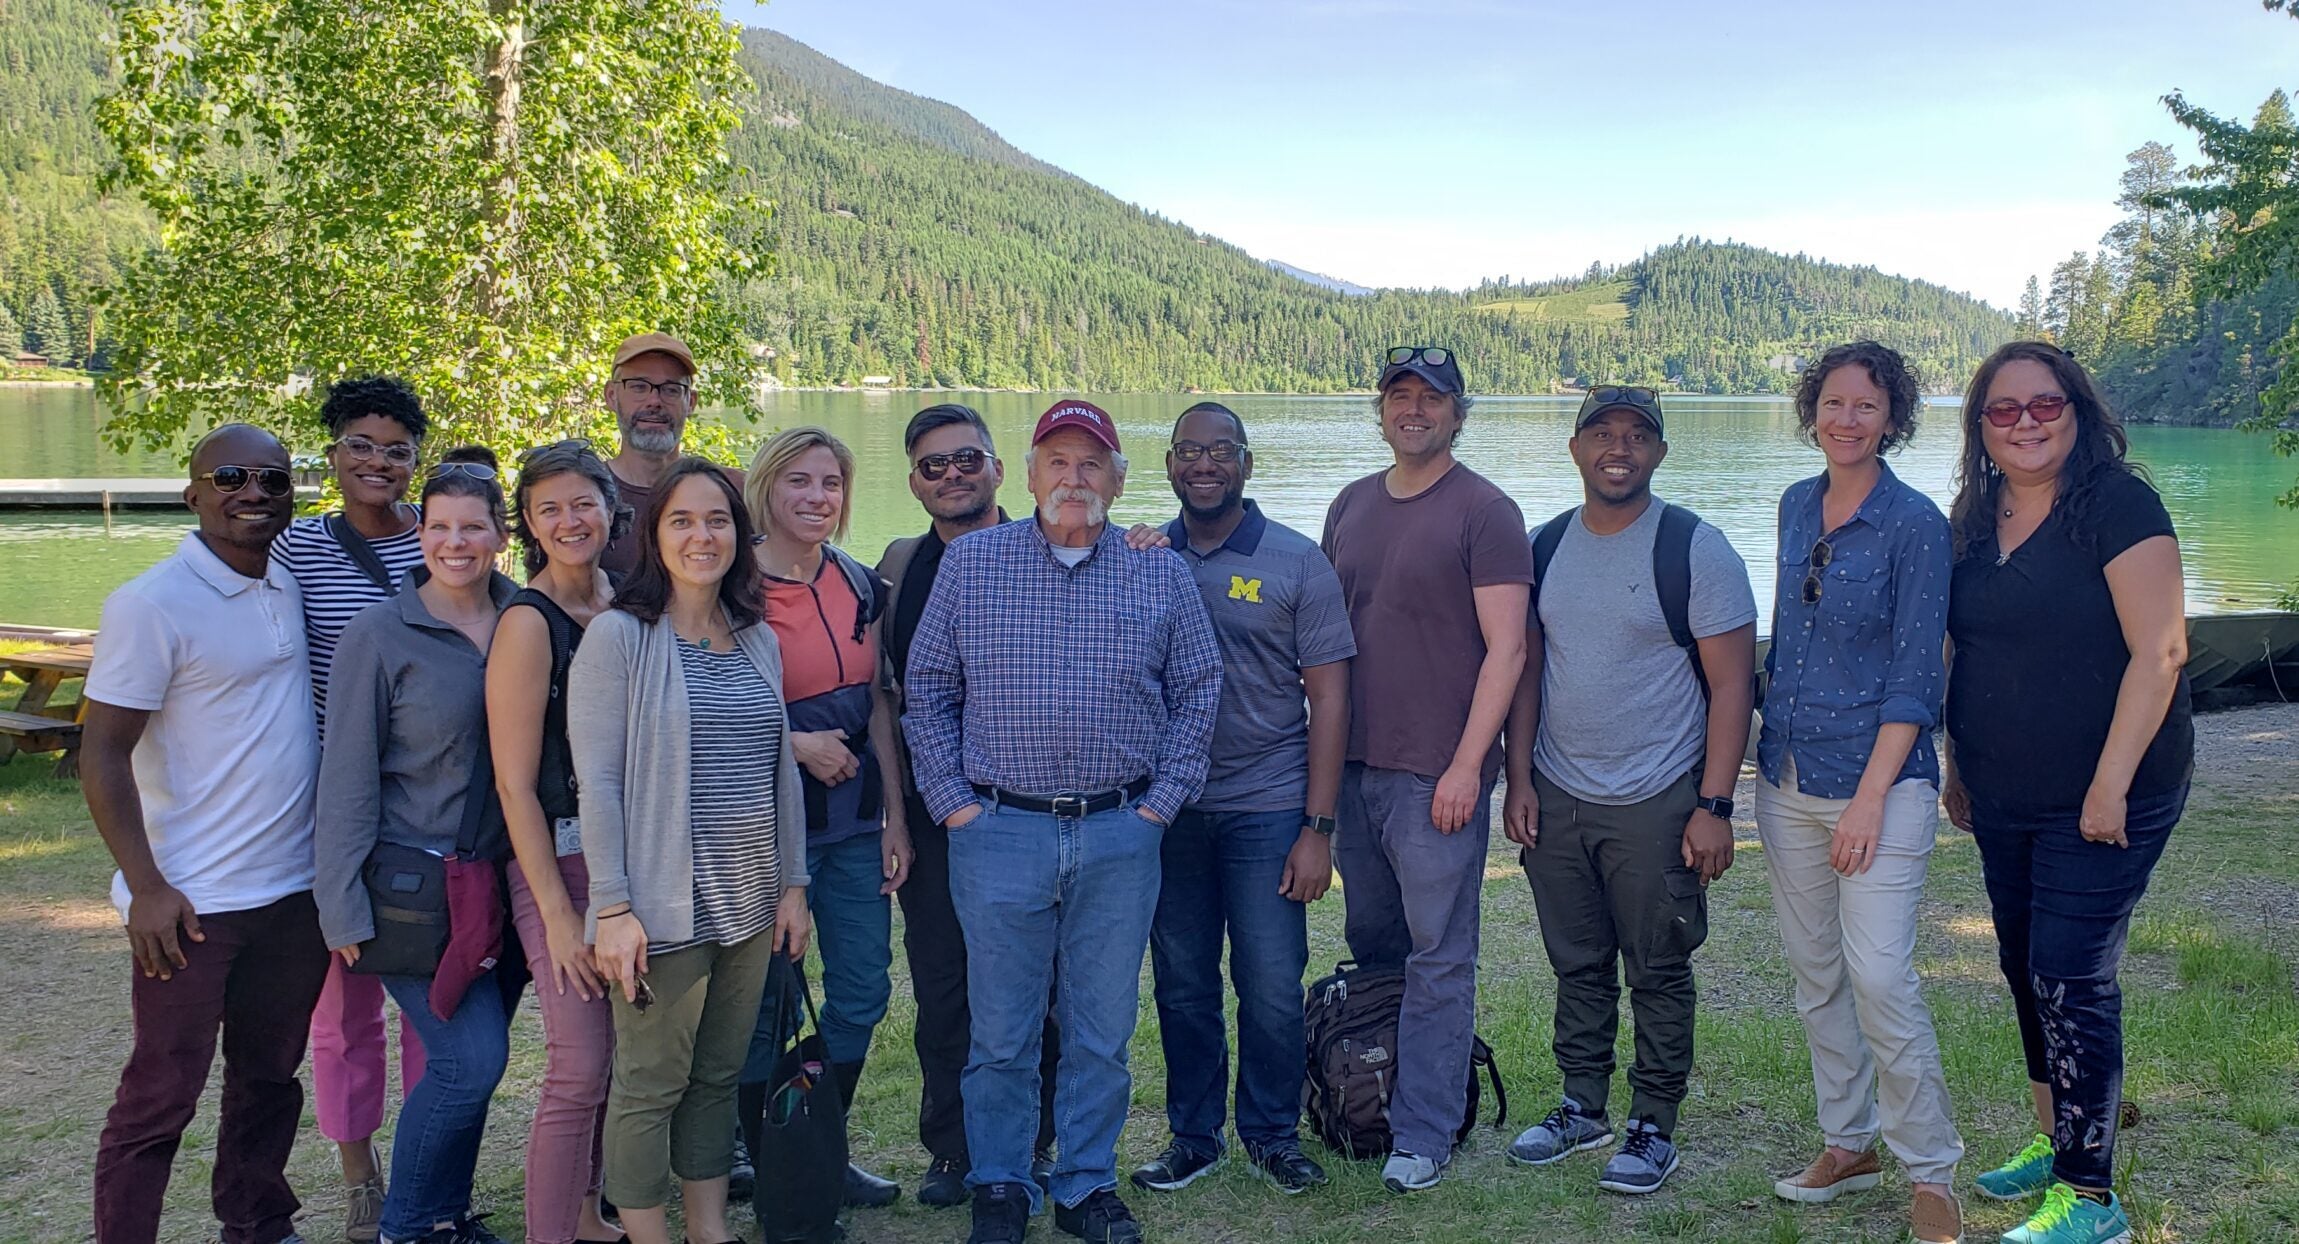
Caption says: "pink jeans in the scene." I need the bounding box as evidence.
[310,955,427,1144]
[508,854,613,1244]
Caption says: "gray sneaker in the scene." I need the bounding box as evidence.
[1380,1149,1447,1193]
[1596,1120,1680,1195]
[1508,1098,1615,1166]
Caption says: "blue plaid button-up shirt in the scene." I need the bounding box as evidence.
[901,517,1224,824]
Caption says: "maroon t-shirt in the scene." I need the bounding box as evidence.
[1321,463,1534,781]
[599,463,748,580]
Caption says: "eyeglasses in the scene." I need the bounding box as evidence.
[1801,539,1834,605]
[1170,440,1244,463]
[427,462,500,482]
[614,377,693,402]
[913,448,993,481]
[198,465,295,497]
[333,435,418,466]
[1980,394,2070,428]
[1587,385,1663,412]
[1386,345,1452,367]
[518,437,593,466]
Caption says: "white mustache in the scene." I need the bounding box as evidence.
[1042,487,1108,526]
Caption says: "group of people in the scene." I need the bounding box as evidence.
[78,329,2190,1244]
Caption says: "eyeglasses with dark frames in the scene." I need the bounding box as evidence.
[913,448,993,481]
[198,465,295,498]
[1169,440,1245,463]
[1587,385,1664,412]
[1386,345,1452,367]
[1801,538,1834,605]
[613,377,693,402]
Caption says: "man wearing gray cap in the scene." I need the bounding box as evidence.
[598,332,745,579]
[1503,384,1756,1196]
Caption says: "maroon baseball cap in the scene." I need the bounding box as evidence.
[1031,399,1122,452]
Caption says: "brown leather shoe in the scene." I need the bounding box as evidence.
[1911,1187,1965,1244]
[1772,1145,1883,1203]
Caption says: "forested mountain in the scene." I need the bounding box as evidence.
[2,3,2017,394]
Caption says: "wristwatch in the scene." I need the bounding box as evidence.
[1303,814,1337,837]
[1694,796,1734,820]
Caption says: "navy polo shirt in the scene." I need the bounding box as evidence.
[1163,500,1357,813]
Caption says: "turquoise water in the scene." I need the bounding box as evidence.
[3,386,2292,628]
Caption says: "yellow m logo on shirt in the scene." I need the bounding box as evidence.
[1228,576,1262,603]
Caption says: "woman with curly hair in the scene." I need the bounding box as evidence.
[1754,342,1963,1244]
[1944,341,2191,1244]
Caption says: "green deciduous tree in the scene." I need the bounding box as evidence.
[94,0,770,459]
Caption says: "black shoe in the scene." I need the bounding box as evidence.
[844,1160,900,1208]
[1130,1142,1220,1192]
[729,1125,756,1202]
[1248,1145,1327,1195]
[1054,1189,1141,1244]
[966,1182,1030,1244]
[919,1154,972,1208]
[1032,1149,1055,1194]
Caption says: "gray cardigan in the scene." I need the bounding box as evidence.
[314,569,519,950]
[567,608,809,945]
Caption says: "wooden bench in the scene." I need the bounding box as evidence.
[0,708,83,778]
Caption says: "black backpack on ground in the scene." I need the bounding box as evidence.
[1301,961,1507,1159]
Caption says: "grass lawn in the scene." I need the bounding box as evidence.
[1471,281,1634,324]
[0,705,2293,1244]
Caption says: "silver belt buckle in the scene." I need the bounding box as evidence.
[1050,794,1089,819]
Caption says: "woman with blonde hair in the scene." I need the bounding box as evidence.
[744,427,912,1218]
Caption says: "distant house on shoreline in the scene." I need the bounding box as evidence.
[10,351,48,370]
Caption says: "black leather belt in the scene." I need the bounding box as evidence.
[972,776,1152,818]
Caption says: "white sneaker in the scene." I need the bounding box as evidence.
[1381,1149,1446,1193]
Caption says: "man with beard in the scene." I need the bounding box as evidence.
[598,331,744,578]
[83,424,331,1244]
[875,404,1063,1208]
[1129,402,1354,1198]
[1320,347,1532,1195]
[1501,386,1755,1196]
[904,399,1222,1244]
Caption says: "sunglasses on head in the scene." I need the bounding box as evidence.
[199,465,295,498]
[914,448,993,481]
[1801,538,1834,605]
[1980,394,2070,428]
[518,437,593,466]
[427,461,500,482]
[1386,345,1452,368]
[1587,385,1663,412]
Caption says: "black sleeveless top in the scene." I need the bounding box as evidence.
[508,587,587,823]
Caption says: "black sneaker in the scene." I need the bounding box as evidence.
[1249,1145,1327,1195]
[1054,1188,1142,1244]
[966,1181,1030,1244]
[919,1153,972,1208]
[451,1215,505,1244]
[1130,1141,1220,1192]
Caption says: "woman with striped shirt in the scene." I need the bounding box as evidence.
[268,375,431,1242]
[568,458,811,1244]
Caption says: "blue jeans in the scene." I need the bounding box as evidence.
[1148,807,1310,1159]
[805,831,894,1065]
[377,971,511,1239]
[1971,783,2185,1190]
[949,801,1164,1213]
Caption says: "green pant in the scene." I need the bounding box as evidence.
[1523,768,1709,1137]
[603,932,777,1208]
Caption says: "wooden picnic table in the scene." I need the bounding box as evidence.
[1,642,94,776]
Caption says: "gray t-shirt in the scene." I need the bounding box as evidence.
[1167,502,1357,812]
[1532,499,1757,805]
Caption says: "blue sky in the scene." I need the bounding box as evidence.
[722,0,2295,309]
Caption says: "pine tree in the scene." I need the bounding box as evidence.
[0,301,21,356]
[2018,276,2045,337]
[24,284,67,360]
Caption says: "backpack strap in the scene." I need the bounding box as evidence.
[1652,502,1710,700]
[1529,508,1576,608]
[326,511,400,594]
[1471,1037,1509,1129]
[452,729,502,860]
[825,544,888,644]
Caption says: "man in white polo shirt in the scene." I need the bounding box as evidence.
[81,423,330,1244]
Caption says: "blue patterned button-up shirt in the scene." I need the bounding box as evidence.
[1759,461,1952,799]
[901,517,1224,824]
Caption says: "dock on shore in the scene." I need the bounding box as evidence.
[0,478,322,510]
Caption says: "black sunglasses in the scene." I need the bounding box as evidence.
[198,465,295,498]
[1386,345,1453,367]
[1587,385,1663,412]
[914,448,993,481]
[1801,539,1834,605]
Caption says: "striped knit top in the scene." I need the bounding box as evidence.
[271,512,424,737]
[652,636,784,952]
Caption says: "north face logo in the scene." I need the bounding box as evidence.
[1355,1044,1391,1067]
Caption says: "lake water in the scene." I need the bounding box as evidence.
[3,385,2293,629]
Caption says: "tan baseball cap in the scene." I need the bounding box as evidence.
[610,331,695,376]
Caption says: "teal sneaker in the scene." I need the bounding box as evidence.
[2001,1184,2132,1244]
[1974,1133,2055,1201]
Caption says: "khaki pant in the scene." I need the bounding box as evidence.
[602,932,777,1208]
[1753,757,1962,1184]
